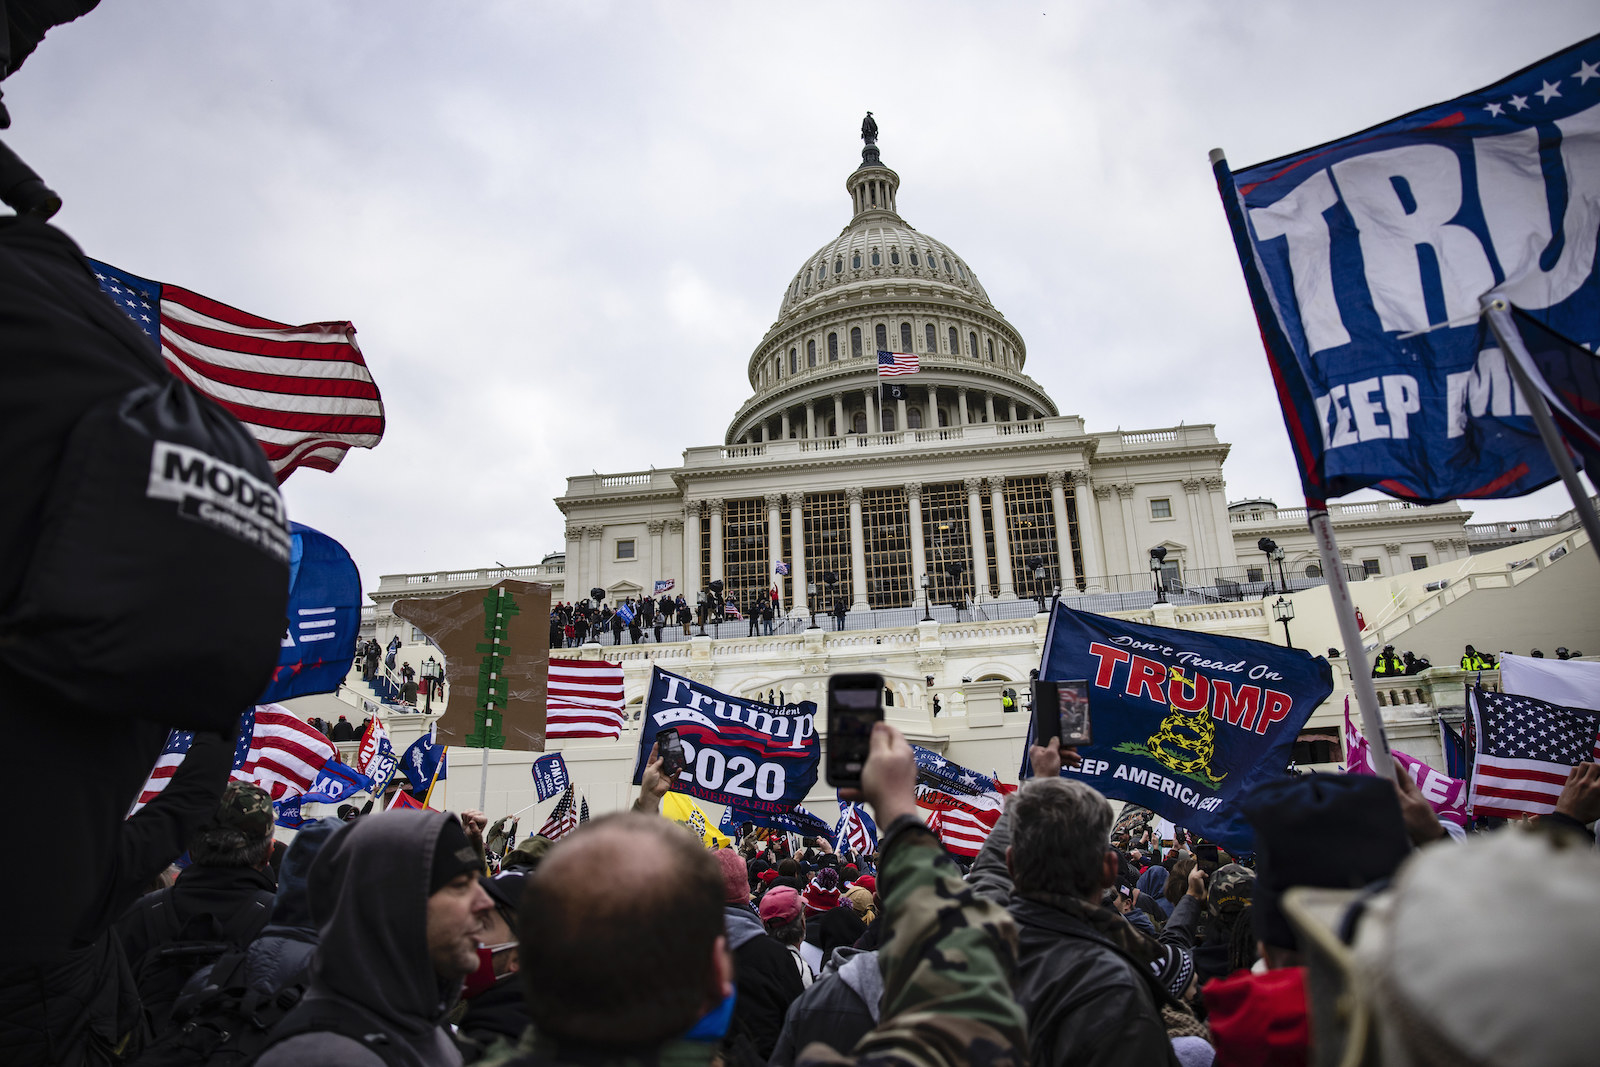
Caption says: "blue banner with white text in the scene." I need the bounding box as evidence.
[633,666,819,816]
[258,522,363,703]
[719,803,833,839]
[532,753,570,801]
[1216,35,1600,503]
[1031,605,1333,852]
[301,760,373,805]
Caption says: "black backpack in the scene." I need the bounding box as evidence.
[128,889,274,1039]
[128,948,305,1067]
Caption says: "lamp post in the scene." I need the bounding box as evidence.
[1273,545,1288,591]
[1273,595,1296,648]
[920,573,932,622]
[1027,555,1048,613]
[806,582,819,629]
[1149,546,1168,605]
[1257,537,1278,594]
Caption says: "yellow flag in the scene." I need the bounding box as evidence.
[660,792,731,849]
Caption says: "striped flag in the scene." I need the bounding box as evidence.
[834,802,877,854]
[538,786,581,841]
[927,800,1002,858]
[547,659,627,740]
[131,704,338,812]
[1466,686,1600,820]
[876,350,919,376]
[89,259,385,483]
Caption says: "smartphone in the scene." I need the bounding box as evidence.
[827,672,884,788]
[1195,842,1220,875]
[657,727,688,778]
[1031,678,1092,748]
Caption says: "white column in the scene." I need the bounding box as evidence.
[832,392,845,437]
[988,477,1015,598]
[806,401,816,440]
[1008,399,1018,422]
[965,476,988,599]
[765,493,784,611]
[896,395,908,434]
[586,526,603,595]
[707,498,725,586]
[865,389,878,434]
[760,421,770,443]
[984,393,996,423]
[648,520,665,591]
[789,492,808,615]
[1048,472,1078,590]
[667,518,683,592]
[906,483,927,601]
[780,409,790,439]
[1204,476,1234,568]
[1182,479,1211,568]
[1077,477,1106,591]
[682,504,701,596]
[1385,542,1404,576]
[564,525,582,600]
[926,383,939,428]
[957,387,970,426]
[1116,484,1139,576]
[847,486,869,610]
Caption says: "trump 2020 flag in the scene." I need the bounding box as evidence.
[1033,605,1333,852]
[632,666,819,817]
[356,717,398,794]
[300,760,373,805]
[532,753,570,801]
[720,803,833,840]
[258,522,362,704]
[1214,35,1600,503]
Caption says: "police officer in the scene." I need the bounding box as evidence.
[1372,645,1404,677]
[1460,644,1495,670]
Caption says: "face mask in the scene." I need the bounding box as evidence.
[682,985,738,1042]
[463,941,517,999]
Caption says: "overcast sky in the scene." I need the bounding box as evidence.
[8,2,1596,592]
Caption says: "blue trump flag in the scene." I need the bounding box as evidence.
[719,803,833,839]
[273,796,311,830]
[532,753,570,801]
[632,666,819,816]
[401,732,445,795]
[301,760,373,805]
[1214,35,1600,504]
[258,522,363,703]
[1031,605,1333,852]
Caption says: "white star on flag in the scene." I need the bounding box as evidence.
[1510,94,1529,110]
[1576,60,1599,84]
[1484,102,1503,116]
[1536,80,1562,103]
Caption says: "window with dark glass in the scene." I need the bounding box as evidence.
[807,340,816,367]
[943,256,952,272]
[881,407,896,431]
[862,488,912,608]
[969,331,978,357]
[835,257,844,273]
[910,251,919,266]
[908,407,923,429]
[957,263,967,281]
[721,498,770,618]
[871,250,881,266]
[986,339,994,361]
[851,327,862,358]
[789,348,797,374]
[948,326,958,354]
[1305,564,1323,578]
[900,322,912,351]
[1363,559,1382,576]
[922,483,976,606]
[852,411,867,433]
[803,493,853,609]
[818,261,826,279]
[875,324,888,351]
[1150,498,1172,519]
[1410,555,1428,571]
[925,323,936,352]
[616,539,636,560]
[890,250,900,265]
[1003,476,1064,598]
[852,253,861,269]
[828,332,839,361]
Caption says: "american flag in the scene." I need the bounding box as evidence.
[1467,686,1600,820]
[547,659,627,740]
[90,259,385,483]
[923,802,1003,858]
[834,802,878,854]
[131,704,338,813]
[877,350,919,376]
[538,786,584,841]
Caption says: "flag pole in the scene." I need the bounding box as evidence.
[1484,299,1600,568]
[1308,508,1395,779]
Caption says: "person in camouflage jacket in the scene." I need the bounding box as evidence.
[481,722,1025,1067]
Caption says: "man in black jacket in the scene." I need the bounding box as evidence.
[967,741,1177,1067]
[713,849,802,1063]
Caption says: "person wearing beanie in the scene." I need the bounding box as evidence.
[255,810,493,1066]
[800,867,867,962]
[713,848,805,1062]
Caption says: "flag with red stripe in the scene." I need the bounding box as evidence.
[130,704,339,813]
[538,786,582,841]
[547,659,627,740]
[90,259,384,483]
[1466,685,1600,819]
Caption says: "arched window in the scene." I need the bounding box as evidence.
[835,257,843,273]
[900,322,913,351]
[943,256,952,272]
[908,407,923,429]
[851,327,862,358]
[910,250,919,266]
[870,250,881,266]
[938,408,949,427]
[969,331,979,357]
[773,356,780,380]
[925,323,936,352]
[949,326,958,354]
[1305,564,1323,578]
[789,348,798,374]
[987,339,995,361]
[890,249,901,266]
[807,340,816,367]
[957,262,967,281]
[852,412,867,434]
[882,407,896,431]
[852,252,861,269]
[828,332,839,362]
[875,324,888,352]
[818,261,827,279]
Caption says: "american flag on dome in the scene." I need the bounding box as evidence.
[546,659,627,740]
[538,786,582,841]
[130,705,338,813]
[1466,686,1600,820]
[89,259,385,483]
[877,350,919,376]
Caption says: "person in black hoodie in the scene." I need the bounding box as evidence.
[116,780,280,1037]
[712,849,802,1065]
[256,810,493,1067]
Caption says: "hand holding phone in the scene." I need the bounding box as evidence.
[827,672,885,788]
[1032,678,1092,748]
[657,727,688,778]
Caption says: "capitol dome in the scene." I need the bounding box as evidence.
[728,121,1057,445]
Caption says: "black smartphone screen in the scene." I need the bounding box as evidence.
[1032,678,1092,748]
[657,727,687,778]
[827,673,884,787]
[1195,842,1220,874]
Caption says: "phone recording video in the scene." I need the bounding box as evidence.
[1031,678,1092,749]
[1195,842,1220,874]
[657,727,688,778]
[826,672,884,788]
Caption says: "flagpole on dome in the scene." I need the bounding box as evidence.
[1483,299,1600,567]
[1209,146,1396,779]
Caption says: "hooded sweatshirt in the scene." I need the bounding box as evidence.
[256,810,466,1067]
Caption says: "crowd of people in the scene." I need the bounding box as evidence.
[36,715,1594,1067]
[1371,641,1587,677]
[548,589,791,649]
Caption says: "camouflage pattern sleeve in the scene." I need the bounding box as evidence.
[798,825,1027,1067]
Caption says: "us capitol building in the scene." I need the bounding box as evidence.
[344,120,1595,821]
